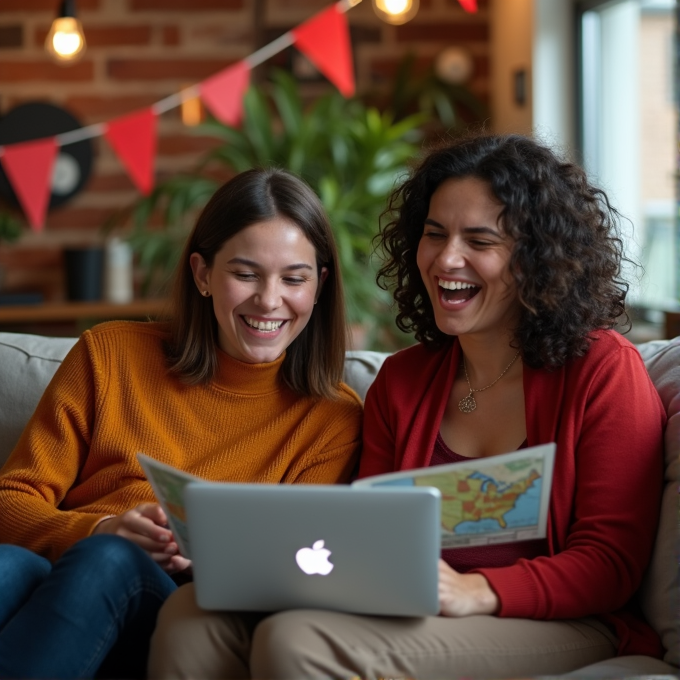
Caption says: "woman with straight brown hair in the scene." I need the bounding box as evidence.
[166,165,347,397]
[0,167,362,680]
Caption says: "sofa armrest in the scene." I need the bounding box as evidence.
[0,332,77,469]
[637,337,680,669]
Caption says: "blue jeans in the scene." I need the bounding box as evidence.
[0,535,177,679]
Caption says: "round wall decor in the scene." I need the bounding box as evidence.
[0,101,93,210]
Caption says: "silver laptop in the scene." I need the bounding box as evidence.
[184,483,441,617]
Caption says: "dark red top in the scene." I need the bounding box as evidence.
[359,331,666,658]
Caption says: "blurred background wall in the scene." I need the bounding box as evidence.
[0,0,491,299]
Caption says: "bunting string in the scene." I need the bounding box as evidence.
[0,0,475,230]
[2,0,360,152]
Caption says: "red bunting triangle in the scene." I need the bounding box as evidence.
[292,5,355,97]
[105,108,157,195]
[0,137,58,232]
[200,61,251,127]
[458,0,478,11]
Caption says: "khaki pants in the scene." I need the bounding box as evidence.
[148,583,618,680]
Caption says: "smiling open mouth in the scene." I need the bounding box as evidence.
[243,316,286,332]
[438,280,481,303]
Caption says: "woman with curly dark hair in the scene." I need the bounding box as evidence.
[224,134,666,680]
[379,133,630,368]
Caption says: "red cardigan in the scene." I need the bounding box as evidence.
[358,330,666,657]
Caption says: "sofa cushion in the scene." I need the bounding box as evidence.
[343,350,390,402]
[0,333,77,469]
[637,338,680,668]
[562,654,679,677]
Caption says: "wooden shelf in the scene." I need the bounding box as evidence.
[0,299,169,325]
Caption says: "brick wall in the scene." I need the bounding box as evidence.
[0,0,490,300]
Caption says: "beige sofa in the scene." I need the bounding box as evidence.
[0,331,678,678]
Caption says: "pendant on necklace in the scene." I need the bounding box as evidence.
[458,393,477,413]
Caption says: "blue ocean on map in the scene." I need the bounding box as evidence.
[455,475,542,534]
[374,478,415,487]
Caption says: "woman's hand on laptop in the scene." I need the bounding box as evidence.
[94,502,192,574]
[437,559,499,617]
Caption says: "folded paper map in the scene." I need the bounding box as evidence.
[352,443,555,549]
[137,452,200,558]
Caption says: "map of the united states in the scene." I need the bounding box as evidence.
[416,467,539,526]
[413,458,544,548]
[354,445,555,549]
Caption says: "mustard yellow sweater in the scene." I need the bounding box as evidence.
[0,321,363,562]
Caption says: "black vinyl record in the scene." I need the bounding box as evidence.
[0,101,93,210]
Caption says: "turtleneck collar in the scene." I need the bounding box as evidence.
[212,348,286,395]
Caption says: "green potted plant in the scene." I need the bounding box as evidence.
[366,52,488,136]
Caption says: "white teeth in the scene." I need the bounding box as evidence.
[244,317,284,332]
[438,280,477,290]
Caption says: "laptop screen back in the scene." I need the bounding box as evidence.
[184,483,441,617]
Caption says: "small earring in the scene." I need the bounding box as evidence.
[202,290,210,297]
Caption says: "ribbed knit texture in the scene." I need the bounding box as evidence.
[0,321,362,562]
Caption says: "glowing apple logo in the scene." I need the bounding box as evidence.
[295,539,334,575]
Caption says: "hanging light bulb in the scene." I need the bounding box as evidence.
[372,0,419,25]
[45,0,86,64]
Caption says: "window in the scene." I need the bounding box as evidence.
[578,0,677,310]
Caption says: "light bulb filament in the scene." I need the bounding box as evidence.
[372,0,419,25]
[384,0,409,14]
[46,16,86,64]
[53,31,82,57]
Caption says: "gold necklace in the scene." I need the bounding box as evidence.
[458,350,521,414]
